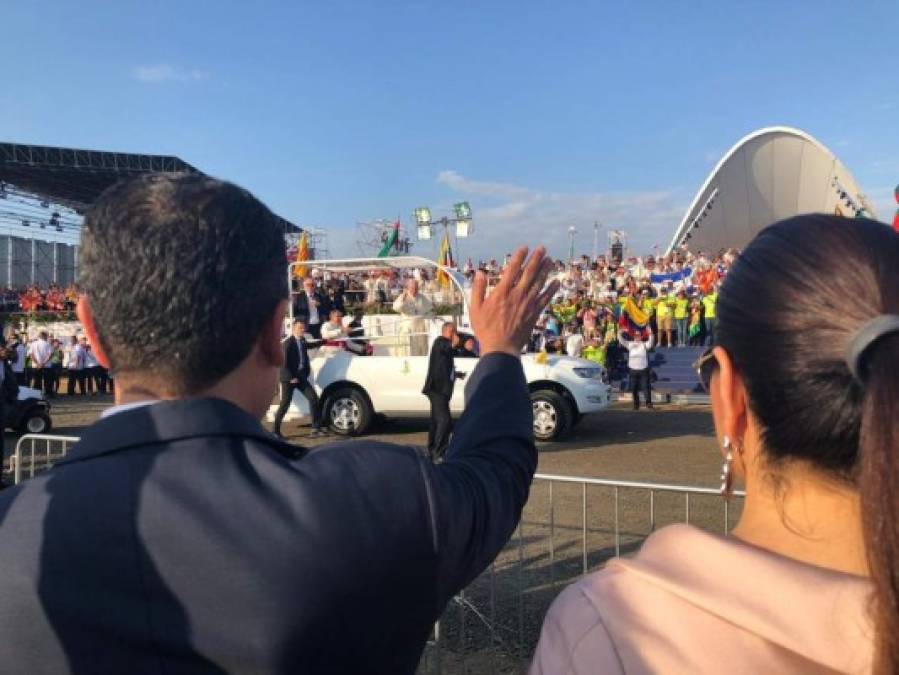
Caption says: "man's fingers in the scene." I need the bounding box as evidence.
[531,280,561,319]
[521,256,555,305]
[516,246,549,293]
[470,270,488,316]
[495,246,529,294]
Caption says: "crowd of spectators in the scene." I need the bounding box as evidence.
[2,331,111,398]
[0,284,79,313]
[290,245,734,372]
[526,247,735,370]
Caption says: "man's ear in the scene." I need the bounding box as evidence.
[76,296,111,368]
[258,299,288,369]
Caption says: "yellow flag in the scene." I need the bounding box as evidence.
[622,297,649,327]
[436,232,453,288]
[293,232,310,278]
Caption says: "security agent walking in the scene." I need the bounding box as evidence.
[619,328,655,410]
[0,174,559,674]
[422,321,464,460]
[273,318,324,438]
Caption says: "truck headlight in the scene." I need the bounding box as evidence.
[573,367,602,379]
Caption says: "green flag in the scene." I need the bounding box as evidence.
[378,221,400,257]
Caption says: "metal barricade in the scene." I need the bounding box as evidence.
[420,474,745,674]
[11,434,81,484]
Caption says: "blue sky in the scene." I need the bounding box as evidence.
[2,0,897,259]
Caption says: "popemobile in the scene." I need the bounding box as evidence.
[267,256,612,441]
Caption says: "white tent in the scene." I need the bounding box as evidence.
[666,127,875,254]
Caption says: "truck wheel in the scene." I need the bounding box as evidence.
[531,390,572,442]
[24,412,52,434]
[324,387,373,436]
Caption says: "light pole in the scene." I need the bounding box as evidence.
[567,225,577,264]
[414,202,473,264]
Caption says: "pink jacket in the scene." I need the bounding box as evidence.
[530,524,873,674]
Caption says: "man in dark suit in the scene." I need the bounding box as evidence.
[273,318,323,437]
[423,321,463,460]
[0,174,558,674]
[292,277,331,339]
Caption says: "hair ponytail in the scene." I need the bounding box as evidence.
[716,215,899,671]
[858,333,899,674]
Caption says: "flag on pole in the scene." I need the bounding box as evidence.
[436,231,455,287]
[378,220,400,257]
[293,232,310,278]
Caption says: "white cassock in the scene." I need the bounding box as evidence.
[392,293,433,356]
[364,278,378,304]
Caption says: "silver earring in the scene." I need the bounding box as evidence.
[720,436,734,499]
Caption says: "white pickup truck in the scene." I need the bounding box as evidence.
[267,256,612,441]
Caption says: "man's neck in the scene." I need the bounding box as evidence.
[113,369,268,420]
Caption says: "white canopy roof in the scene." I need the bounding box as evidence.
[666,126,876,254]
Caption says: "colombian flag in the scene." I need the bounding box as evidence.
[618,297,650,335]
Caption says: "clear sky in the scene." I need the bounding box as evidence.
[2,0,897,260]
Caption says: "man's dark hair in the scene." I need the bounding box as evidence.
[81,173,287,394]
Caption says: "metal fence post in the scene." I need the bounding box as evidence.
[548,481,555,590]
[581,482,587,576]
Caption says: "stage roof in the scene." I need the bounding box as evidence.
[0,142,300,233]
[665,127,874,254]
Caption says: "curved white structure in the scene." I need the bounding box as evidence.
[666,127,876,254]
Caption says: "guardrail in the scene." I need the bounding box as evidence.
[420,473,745,674]
[11,434,80,484]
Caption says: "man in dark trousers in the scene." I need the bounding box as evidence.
[273,318,323,437]
[423,321,463,460]
[292,277,331,339]
[0,174,558,674]
[619,327,655,410]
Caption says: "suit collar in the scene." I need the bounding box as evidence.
[59,397,304,465]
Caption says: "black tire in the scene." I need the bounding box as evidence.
[530,390,572,442]
[323,387,373,436]
[23,412,52,435]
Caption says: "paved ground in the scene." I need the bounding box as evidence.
[4,395,734,674]
[10,394,722,485]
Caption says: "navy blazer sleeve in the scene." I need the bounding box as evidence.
[424,352,536,605]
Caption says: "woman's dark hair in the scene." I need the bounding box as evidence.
[716,214,899,672]
[81,173,287,394]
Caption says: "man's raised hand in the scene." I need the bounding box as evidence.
[470,246,560,357]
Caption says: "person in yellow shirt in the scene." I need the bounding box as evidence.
[673,290,689,347]
[701,288,718,345]
[655,290,675,347]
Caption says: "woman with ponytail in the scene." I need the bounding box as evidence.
[531,214,899,674]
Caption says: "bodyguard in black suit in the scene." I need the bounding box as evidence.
[273,318,323,437]
[422,321,463,459]
[292,278,331,339]
[0,174,559,674]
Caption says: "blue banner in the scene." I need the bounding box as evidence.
[650,267,692,285]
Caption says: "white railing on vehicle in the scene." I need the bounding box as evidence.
[11,434,80,484]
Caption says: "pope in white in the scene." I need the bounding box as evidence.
[392,278,433,356]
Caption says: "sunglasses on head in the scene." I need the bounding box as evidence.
[693,347,719,393]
